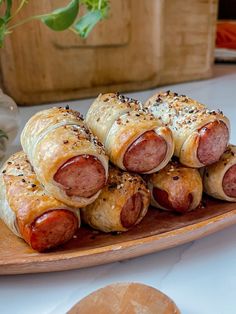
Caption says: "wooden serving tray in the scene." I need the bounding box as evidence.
[0,197,236,275]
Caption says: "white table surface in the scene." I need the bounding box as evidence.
[1,64,236,314]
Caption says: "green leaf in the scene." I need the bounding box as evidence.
[3,0,12,22]
[74,10,103,38]
[0,129,8,140]
[41,0,79,31]
[81,0,109,18]
[0,18,6,47]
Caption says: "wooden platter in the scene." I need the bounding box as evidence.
[1,197,236,275]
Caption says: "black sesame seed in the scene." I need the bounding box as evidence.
[108,183,117,190]
[172,176,179,180]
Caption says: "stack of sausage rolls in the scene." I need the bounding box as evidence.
[0,91,234,252]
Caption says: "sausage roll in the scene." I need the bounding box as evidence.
[81,166,150,232]
[86,93,174,174]
[0,151,80,252]
[147,161,203,213]
[145,91,230,168]
[203,145,236,201]
[21,107,109,208]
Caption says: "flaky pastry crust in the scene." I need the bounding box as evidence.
[0,151,80,237]
[203,145,236,201]
[148,161,203,211]
[21,107,109,207]
[86,93,174,173]
[81,166,150,232]
[145,91,230,167]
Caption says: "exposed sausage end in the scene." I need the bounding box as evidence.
[153,187,193,213]
[120,193,143,228]
[197,121,229,165]
[54,155,106,198]
[18,209,78,252]
[123,131,167,173]
[223,164,236,198]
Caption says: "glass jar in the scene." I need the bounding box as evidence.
[0,89,19,161]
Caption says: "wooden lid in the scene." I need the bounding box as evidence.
[68,282,180,314]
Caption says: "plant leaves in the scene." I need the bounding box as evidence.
[80,0,109,18]
[3,0,12,22]
[41,0,79,31]
[74,10,103,38]
[0,129,8,140]
[0,18,6,47]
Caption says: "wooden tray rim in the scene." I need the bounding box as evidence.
[1,205,236,275]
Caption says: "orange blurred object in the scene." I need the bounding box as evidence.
[216,22,236,49]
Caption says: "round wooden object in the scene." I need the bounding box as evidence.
[68,282,180,314]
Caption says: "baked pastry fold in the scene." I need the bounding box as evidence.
[21,107,109,208]
[145,91,230,167]
[81,166,150,232]
[0,151,80,251]
[203,145,236,202]
[147,161,203,213]
[86,93,174,174]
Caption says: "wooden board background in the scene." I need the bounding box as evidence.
[0,0,218,105]
[1,197,236,275]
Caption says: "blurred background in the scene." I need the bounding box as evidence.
[0,0,235,107]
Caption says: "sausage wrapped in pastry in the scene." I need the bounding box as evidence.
[145,91,230,167]
[86,93,174,173]
[81,166,150,232]
[203,145,236,201]
[21,107,109,208]
[147,161,203,213]
[0,152,80,252]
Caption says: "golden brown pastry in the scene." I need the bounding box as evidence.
[86,93,174,174]
[203,145,236,201]
[145,91,230,167]
[0,151,80,252]
[81,166,150,232]
[21,107,109,208]
[147,161,203,213]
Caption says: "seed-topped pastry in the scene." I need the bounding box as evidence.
[147,160,203,213]
[21,107,109,208]
[203,145,236,201]
[86,93,174,174]
[81,166,150,232]
[0,151,80,252]
[145,91,230,167]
